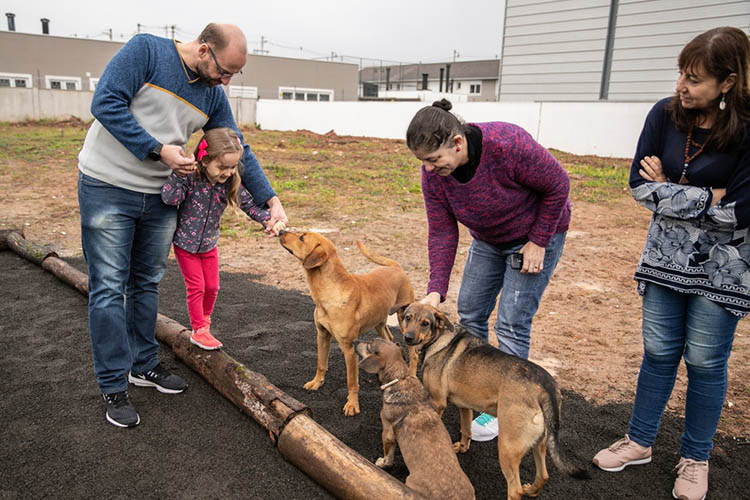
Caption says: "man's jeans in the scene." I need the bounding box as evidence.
[457,232,566,359]
[78,173,176,394]
[628,282,738,461]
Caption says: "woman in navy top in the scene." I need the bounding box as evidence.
[593,27,750,500]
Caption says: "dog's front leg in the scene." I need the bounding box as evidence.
[340,340,360,416]
[455,407,473,453]
[304,321,331,391]
[407,345,418,377]
[375,417,396,468]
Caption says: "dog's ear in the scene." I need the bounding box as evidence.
[435,310,454,332]
[359,355,383,374]
[303,244,328,269]
[393,304,409,323]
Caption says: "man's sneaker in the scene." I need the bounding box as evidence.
[673,457,708,500]
[190,326,222,350]
[102,390,140,428]
[129,362,186,394]
[471,412,498,441]
[593,434,652,472]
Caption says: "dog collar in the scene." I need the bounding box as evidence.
[380,379,399,390]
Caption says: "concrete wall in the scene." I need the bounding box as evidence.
[256,99,655,158]
[1,86,656,158]
[0,87,256,127]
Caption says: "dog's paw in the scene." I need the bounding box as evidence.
[375,457,393,469]
[452,441,470,454]
[303,378,323,391]
[343,400,360,416]
[522,483,543,497]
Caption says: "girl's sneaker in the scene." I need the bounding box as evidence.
[190,326,222,350]
[471,412,499,441]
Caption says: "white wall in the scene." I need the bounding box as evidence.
[256,99,655,158]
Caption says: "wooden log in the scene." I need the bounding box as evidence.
[154,313,309,439]
[41,256,89,296]
[0,229,24,251]
[3,230,57,265]
[278,414,426,500]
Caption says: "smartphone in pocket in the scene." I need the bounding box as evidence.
[510,252,523,270]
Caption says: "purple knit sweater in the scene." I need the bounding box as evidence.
[422,121,571,298]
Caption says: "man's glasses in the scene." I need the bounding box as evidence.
[201,40,243,78]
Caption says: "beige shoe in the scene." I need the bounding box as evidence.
[672,457,708,500]
[593,434,652,472]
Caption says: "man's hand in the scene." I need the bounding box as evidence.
[711,188,726,207]
[639,156,667,182]
[161,145,196,176]
[264,196,289,236]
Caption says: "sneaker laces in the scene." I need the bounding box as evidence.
[608,435,635,453]
[674,458,707,484]
[475,413,495,426]
[105,391,130,409]
[147,363,169,379]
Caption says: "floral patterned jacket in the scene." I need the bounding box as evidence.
[630,98,750,317]
[161,171,270,254]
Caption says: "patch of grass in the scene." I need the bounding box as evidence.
[551,149,632,203]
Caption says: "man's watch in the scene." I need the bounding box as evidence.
[147,143,163,162]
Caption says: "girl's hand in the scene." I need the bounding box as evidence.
[639,156,667,182]
[520,241,545,274]
[264,197,289,236]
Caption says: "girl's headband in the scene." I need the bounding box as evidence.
[196,136,243,161]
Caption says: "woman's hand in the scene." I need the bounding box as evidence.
[420,292,441,308]
[520,241,546,274]
[638,156,668,182]
[711,188,726,207]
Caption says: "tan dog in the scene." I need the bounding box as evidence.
[357,338,475,500]
[399,303,591,500]
[279,231,415,416]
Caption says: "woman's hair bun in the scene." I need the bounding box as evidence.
[431,99,452,112]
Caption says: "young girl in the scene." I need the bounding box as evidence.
[162,127,285,350]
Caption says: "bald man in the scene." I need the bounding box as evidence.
[77,23,287,427]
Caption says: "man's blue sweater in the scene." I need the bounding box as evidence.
[78,33,274,203]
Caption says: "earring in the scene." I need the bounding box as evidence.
[456,147,461,152]
[719,93,726,111]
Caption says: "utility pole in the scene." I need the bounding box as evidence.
[453,50,460,62]
[164,25,168,37]
[253,36,269,55]
[108,28,112,40]
[137,23,141,34]
[170,25,175,39]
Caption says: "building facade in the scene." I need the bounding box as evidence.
[499,0,750,101]
[359,59,501,101]
[0,31,358,101]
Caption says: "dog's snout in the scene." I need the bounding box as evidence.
[278,229,286,236]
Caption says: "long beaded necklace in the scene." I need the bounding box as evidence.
[679,121,706,184]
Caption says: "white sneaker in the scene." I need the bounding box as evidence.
[471,412,498,441]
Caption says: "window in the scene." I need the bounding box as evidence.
[45,75,81,91]
[457,82,461,89]
[228,85,258,98]
[0,72,32,88]
[279,86,334,102]
[89,78,100,91]
[469,83,481,94]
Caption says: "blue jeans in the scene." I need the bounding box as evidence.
[456,232,566,359]
[628,282,738,461]
[78,173,177,394]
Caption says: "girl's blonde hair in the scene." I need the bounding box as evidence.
[192,127,244,206]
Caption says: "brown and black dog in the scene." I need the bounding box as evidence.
[280,230,415,416]
[357,338,475,500]
[399,303,591,500]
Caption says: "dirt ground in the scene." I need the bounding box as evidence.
[1,124,749,499]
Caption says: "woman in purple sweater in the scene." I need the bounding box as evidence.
[406,99,571,441]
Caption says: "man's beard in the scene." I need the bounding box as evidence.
[196,61,223,87]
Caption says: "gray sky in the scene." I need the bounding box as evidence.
[4,0,506,66]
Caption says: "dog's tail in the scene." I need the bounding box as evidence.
[540,382,592,480]
[356,240,402,268]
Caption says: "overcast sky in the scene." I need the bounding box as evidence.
[4,0,506,66]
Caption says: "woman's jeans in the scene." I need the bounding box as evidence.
[457,232,566,360]
[628,282,738,461]
[78,173,177,394]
